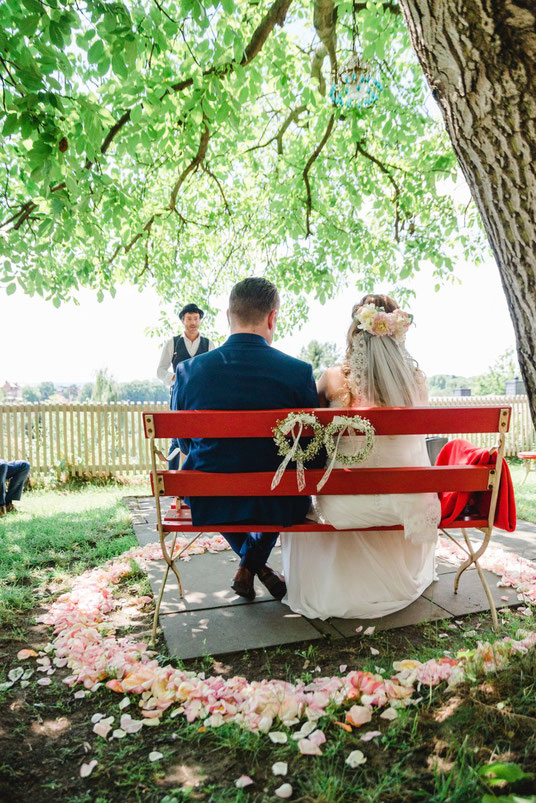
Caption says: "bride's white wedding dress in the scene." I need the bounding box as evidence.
[281,400,441,620]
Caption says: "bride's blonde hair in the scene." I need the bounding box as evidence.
[342,293,421,407]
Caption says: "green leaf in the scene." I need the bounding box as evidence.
[6,283,16,295]
[111,52,128,78]
[478,763,534,785]
[221,0,234,14]
[19,15,40,37]
[48,21,64,48]
[21,0,42,12]
[2,115,19,136]
[88,39,105,65]
[130,104,143,124]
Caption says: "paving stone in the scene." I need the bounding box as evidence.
[421,569,519,616]
[305,617,345,639]
[330,594,452,637]
[145,548,284,614]
[160,602,323,660]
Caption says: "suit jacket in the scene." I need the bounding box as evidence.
[172,333,321,526]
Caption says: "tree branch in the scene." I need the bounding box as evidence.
[303,113,335,237]
[313,0,338,77]
[202,164,230,213]
[244,105,307,154]
[169,122,210,211]
[353,139,402,241]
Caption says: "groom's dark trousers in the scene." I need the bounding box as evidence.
[171,333,321,573]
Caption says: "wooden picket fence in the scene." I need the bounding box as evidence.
[0,397,534,479]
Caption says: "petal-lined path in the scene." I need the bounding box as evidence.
[128,497,536,659]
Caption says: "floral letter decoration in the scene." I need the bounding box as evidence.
[317,415,375,491]
[271,412,324,491]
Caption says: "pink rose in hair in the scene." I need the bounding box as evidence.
[370,311,393,337]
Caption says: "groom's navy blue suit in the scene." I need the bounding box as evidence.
[171,333,320,573]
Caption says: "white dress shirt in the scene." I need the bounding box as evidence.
[157,334,216,387]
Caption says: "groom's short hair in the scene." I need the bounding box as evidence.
[229,277,280,325]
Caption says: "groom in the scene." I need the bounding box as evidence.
[172,277,320,601]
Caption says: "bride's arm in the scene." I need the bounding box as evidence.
[316,370,330,407]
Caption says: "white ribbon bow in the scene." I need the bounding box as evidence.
[271,419,307,492]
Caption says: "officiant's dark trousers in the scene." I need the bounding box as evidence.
[222,532,279,573]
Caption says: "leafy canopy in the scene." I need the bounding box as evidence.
[0,0,484,326]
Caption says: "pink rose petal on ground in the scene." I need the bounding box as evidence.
[17,649,38,660]
[235,775,254,789]
[120,714,144,734]
[501,596,509,601]
[355,626,363,634]
[93,718,114,738]
[275,783,293,798]
[380,708,398,721]
[298,738,322,756]
[80,760,98,778]
[346,706,372,727]
[339,664,347,673]
[364,626,376,636]
[360,730,382,742]
[308,730,326,747]
[37,677,51,686]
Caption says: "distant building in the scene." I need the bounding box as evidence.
[506,377,526,395]
[454,388,472,397]
[2,381,22,401]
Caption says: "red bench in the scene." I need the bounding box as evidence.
[144,406,511,644]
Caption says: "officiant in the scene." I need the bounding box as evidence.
[157,303,216,469]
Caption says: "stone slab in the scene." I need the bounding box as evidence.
[145,548,284,614]
[421,568,519,616]
[330,594,452,637]
[160,601,323,660]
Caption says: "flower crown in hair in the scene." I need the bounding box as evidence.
[354,303,413,342]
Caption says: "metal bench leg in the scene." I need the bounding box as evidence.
[151,530,178,647]
[461,527,498,632]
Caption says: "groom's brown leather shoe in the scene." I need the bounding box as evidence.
[231,567,255,601]
[257,565,286,601]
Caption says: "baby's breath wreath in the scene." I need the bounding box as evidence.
[271,411,324,491]
[317,415,376,491]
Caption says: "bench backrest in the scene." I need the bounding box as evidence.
[144,406,510,498]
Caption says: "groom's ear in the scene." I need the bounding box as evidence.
[268,309,278,331]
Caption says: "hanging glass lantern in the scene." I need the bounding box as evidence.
[330,53,383,110]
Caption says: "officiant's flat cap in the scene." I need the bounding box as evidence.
[179,303,205,320]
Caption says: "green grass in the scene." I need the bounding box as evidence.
[1,483,535,802]
[0,483,149,635]
[508,460,536,524]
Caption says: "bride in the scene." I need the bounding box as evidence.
[281,294,441,620]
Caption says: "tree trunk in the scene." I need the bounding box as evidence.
[398,0,536,425]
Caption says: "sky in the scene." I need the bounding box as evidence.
[0,253,516,386]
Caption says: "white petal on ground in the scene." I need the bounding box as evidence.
[235,775,254,788]
[275,783,293,798]
[272,762,288,776]
[80,760,98,778]
[360,731,382,742]
[346,750,367,768]
[363,626,376,636]
[380,708,398,721]
[269,731,288,744]
[148,751,163,762]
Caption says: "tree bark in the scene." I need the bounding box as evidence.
[398,0,536,424]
